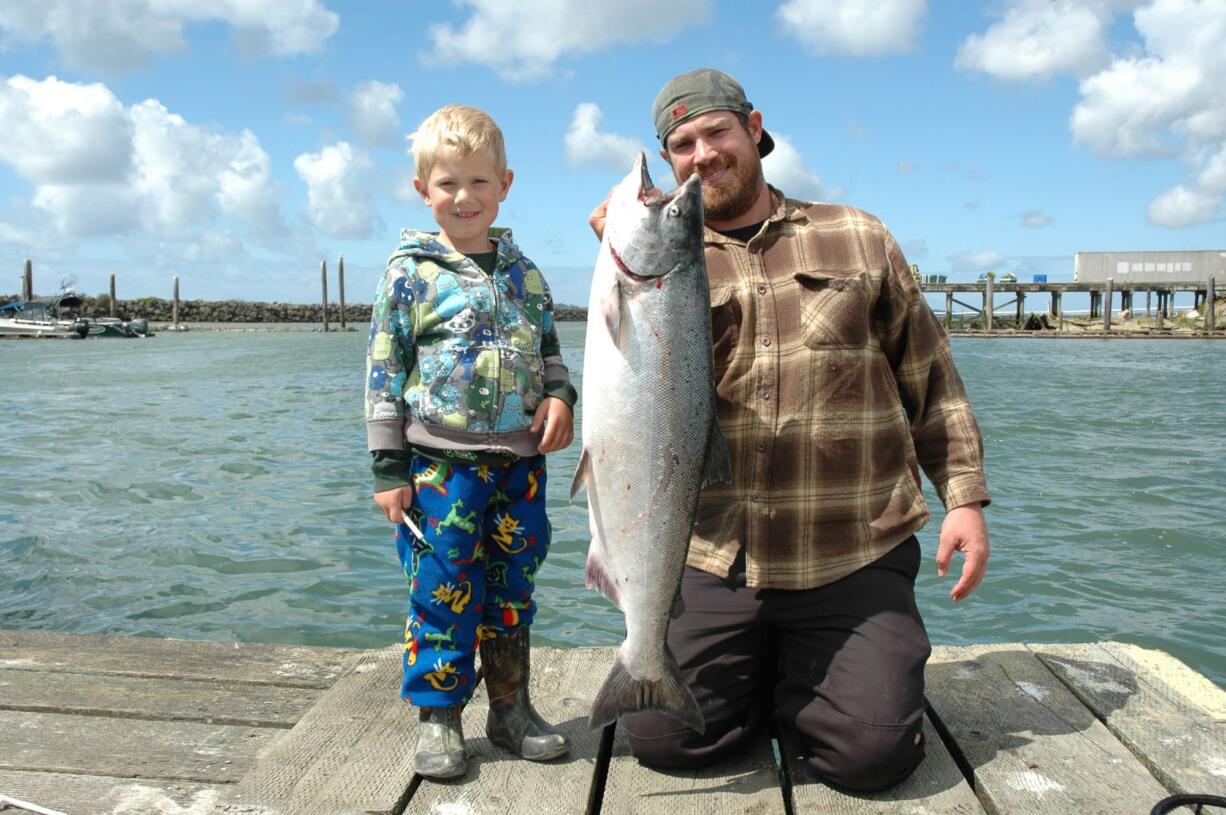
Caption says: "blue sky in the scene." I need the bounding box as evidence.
[1,0,1224,306]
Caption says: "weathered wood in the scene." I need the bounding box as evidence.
[216,647,415,815]
[0,629,359,688]
[23,258,32,300]
[173,276,180,328]
[110,273,117,318]
[1104,277,1114,331]
[406,646,614,815]
[321,259,329,333]
[1208,276,1216,332]
[1016,290,1025,326]
[0,710,277,783]
[782,716,985,814]
[338,254,346,330]
[0,667,313,727]
[1034,642,1226,796]
[0,769,225,815]
[984,277,994,331]
[945,290,953,330]
[926,644,1170,814]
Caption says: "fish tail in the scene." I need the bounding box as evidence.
[588,648,704,734]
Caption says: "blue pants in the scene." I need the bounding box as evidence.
[395,453,550,707]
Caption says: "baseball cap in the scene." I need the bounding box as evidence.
[652,68,775,158]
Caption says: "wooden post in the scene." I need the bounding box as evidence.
[1054,291,1063,330]
[984,276,994,332]
[945,290,953,330]
[1016,289,1025,326]
[23,258,32,301]
[1207,276,1216,332]
[1156,292,1164,330]
[109,274,117,318]
[172,276,180,330]
[1103,278,1113,332]
[321,260,329,333]
[1145,290,1151,318]
[338,254,346,330]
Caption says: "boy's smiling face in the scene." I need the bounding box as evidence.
[414,147,513,254]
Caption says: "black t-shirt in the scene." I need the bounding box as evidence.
[714,221,766,243]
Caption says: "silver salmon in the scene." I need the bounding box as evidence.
[572,152,732,732]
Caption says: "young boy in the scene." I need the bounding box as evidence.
[365,104,576,779]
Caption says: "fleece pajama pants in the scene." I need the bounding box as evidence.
[394,452,550,708]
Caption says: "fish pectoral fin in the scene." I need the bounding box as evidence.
[600,276,622,344]
[584,548,622,611]
[569,447,591,499]
[700,418,734,488]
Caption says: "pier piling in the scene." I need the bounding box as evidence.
[339,254,346,330]
[109,274,116,317]
[1208,277,1216,332]
[984,276,994,331]
[945,290,953,330]
[1104,277,1113,332]
[321,260,329,333]
[172,276,180,330]
[23,259,32,301]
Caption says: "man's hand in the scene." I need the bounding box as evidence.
[374,486,412,525]
[588,186,615,241]
[936,503,990,602]
[532,396,574,453]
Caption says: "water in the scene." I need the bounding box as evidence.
[1,325,1223,688]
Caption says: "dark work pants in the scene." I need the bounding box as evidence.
[622,537,931,791]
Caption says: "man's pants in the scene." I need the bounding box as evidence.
[622,537,931,792]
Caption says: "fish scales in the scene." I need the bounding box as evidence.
[571,152,732,733]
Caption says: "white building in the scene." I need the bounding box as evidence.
[1074,251,1226,284]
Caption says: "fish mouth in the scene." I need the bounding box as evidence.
[609,243,655,283]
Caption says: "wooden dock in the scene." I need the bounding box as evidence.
[1,630,1223,814]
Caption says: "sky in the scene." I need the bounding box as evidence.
[1,0,1224,307]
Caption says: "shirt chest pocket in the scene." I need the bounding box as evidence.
[794,270,871,348]
[709,286,741,383]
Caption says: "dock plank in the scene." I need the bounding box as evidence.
[781,716,986,814]
[215,647,416,815]
[0,667,313,727]
[0,769,225,815]
[405,646,613,815]
[600,716,786,814]
[926,644,1170,814]
[0,709,278,784]
[1034,642,1226,796]
[0,629,360,688]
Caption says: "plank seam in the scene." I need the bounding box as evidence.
[0,666,338,689]
[0,763,238,786]
[584,721,616,815]
[0,703,295,729]
[923,697,976,794]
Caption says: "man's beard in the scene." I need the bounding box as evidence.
[698,154,764,221]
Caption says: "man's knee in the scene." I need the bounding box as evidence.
[623,711,757,770]
[801,718,925,791]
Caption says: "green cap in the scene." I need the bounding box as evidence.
[652,68,775,157]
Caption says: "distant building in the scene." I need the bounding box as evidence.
[1074,251,1226,284]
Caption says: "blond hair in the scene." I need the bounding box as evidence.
[410,104,507,182]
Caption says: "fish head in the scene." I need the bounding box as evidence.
[605,152,704,284]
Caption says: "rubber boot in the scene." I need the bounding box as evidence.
[480,626,569,761]
[413,705,467,779]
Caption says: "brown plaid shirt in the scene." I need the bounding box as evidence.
[690,188,991,589]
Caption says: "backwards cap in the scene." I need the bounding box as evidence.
[652,68,775,157]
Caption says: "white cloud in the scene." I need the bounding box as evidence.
[564,103,645,171]
[955,0,1116,81]
[947,249,1007,277]
[1070,0,1226,227]
[421,0,709,82]
[776,0,926,56]
[762,133,842,202]
[1146,184,1220,227]
[294,142,378,239]
[0,0,339,73]
[349,80,404,148]
[0,74,293,250]
[1021,210,1053,228]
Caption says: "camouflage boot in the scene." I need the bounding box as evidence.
[480,627,569,761]
[413,706,467,779]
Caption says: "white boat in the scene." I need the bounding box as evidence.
[0,300,88,338]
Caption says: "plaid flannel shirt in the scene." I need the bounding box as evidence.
[689,188,991,589]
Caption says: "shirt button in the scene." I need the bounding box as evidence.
[762,336,772,347]
[834,280,846,291]
[760,388,770,400]
[756,442,767,452]
[750,495,761,503]
[757,284,767,294]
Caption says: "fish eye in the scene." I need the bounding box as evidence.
[668,205,680,217]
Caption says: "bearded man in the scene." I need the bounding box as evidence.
[589,68,992,791]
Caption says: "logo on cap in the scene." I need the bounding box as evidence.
[671,104,687,120]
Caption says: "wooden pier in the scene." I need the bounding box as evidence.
[1,630,1223,814]
[923,279,1222,337]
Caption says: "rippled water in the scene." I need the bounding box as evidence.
[1,325,1222,687]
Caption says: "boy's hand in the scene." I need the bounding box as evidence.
[532,397,574,453]
[374,486,413,525]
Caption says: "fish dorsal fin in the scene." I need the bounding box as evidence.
[701,419,734,488]
[569,447,591,499]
